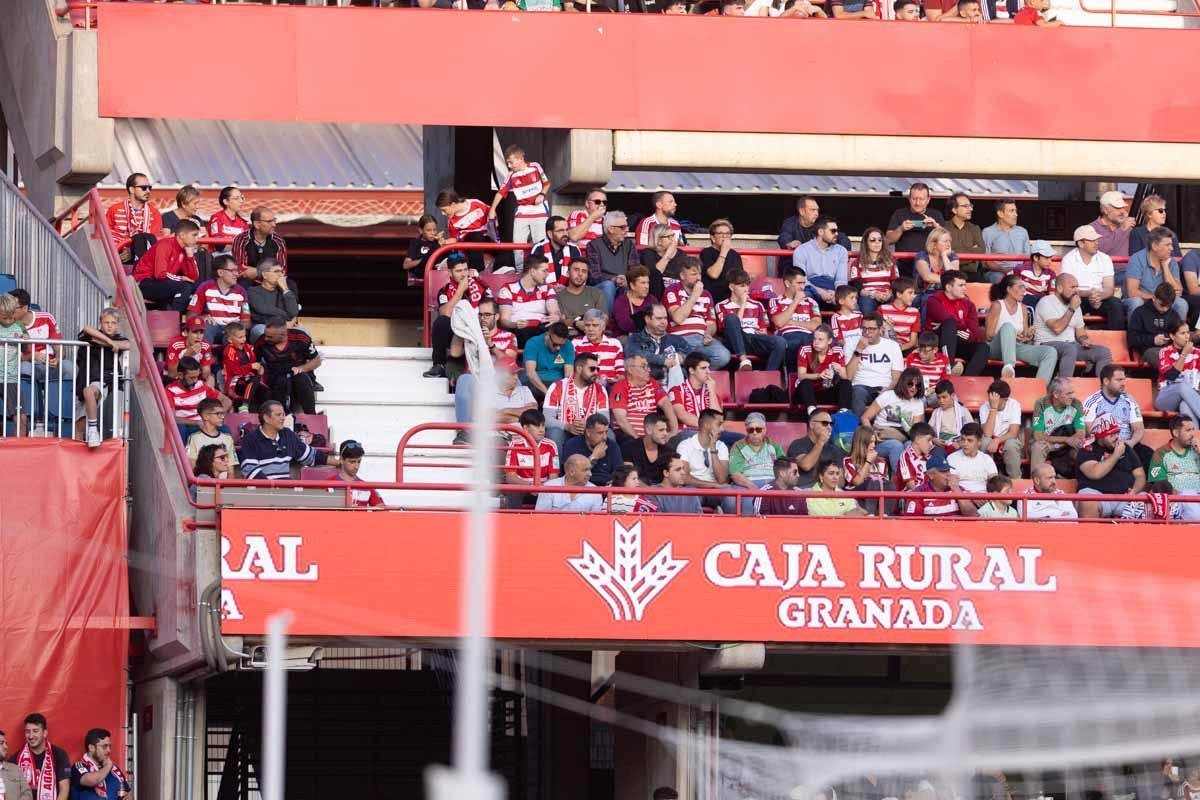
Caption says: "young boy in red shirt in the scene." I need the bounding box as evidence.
[221,322,265,410]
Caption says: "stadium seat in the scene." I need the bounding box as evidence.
[301,465,339,481]
[146,310,181,349]
[741,254,769,281]
[226,412,259,447]
[424,269,450,310]
[750,277,783,301]
[964,283,992,316]
[1082,330,1135,368]
[294,412,330,447]
[478,272,514,298]
[723,419,747,437]
[950,376,1047,414]
[713,371,733,406]
[766,421,807,446]
[734,370,787,409]
[1141,427,1172,451]
[1010,478,1078,494]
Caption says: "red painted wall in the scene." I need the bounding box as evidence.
[98,3,1200,144]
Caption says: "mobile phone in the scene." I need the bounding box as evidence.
[911,220,926,229]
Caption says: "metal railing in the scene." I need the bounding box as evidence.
[0,173,110,339]
[0,337,129,441]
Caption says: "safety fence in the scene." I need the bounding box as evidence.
[0,337,129,441]
[0,172,109,339]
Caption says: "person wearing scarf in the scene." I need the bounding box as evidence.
[0,728,33,800]
[70,729,130,800]
[11,713,69,800]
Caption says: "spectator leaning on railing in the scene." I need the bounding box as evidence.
[76,307,130,449]
[981,199,1031,284]
[534,453,604,512]
[186,397,238,471]
[1023,462,1079,519]
[0,293,29,437]
[239,400,337,481]
[650,452,703,515]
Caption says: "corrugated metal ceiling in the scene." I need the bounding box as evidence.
[605,170,1040,198]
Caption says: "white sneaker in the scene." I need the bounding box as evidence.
[86,428,101,448]
[1001,364,1016,379]
[738,357,753,372]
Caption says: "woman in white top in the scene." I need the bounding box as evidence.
[985,273,1058,385]
[860,366,925,468]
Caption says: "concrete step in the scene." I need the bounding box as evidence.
[316,403,458,446]
[319,345,433,361]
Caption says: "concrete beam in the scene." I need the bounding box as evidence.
[614,130,1200,183]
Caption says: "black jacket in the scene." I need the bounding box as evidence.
[1127,302,1180,351]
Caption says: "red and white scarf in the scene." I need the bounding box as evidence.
[79,754,129,798]
[17,743,57,800]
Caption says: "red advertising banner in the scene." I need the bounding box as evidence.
[0,439,130,761]
[221,509,1199,647]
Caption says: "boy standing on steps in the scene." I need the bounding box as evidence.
[490,145,552,270]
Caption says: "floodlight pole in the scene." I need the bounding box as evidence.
[262,610,293,800]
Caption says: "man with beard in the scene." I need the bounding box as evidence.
[1076,414,1146,518]
[529,215,583,287]
[9,714,69,800]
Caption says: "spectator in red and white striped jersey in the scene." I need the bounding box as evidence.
[850,228,898,314]
[436,189,494,273]
[715,270,786,372]
[425,259,493,379]
[167,317,216,385]
[186,255,250,344]
[231,207,289,284]
[529,216,582,286]
[1015,240,1058,308]
[10,288,75,384]
[573,309,625,385]
[663,259,731,370]
[489,145,551,270]
[166,355,231,441]
[497,255,561,346]
[106,172,163,264]
[134,220,200,311]
[609,353,677,443]
[895,421,935,489]
[879,277,921,352]
[668,351,723,435]
[207,186,250,254]
[567,189,607,246]
[904,331,951,401]
[768,267,822,365]
[635,191,684,249]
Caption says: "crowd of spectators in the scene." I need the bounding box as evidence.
[0,713,131,800]
[419,160,1200,518]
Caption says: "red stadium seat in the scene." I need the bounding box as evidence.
[713,371,733,406]
[146,310,181,349]
[1010,478,1078,494]
[294,413,331,447]
[1083,329,1135,368]
[301,465,339,481]
[751,277,784,301]
[1141,427,1171,451]
[734,370,787,408]
[724,420,747,437]
[225,412,258,447]
[425,269,450,311]
[964,283,992,316]
[1008,377,1054,415]
[766,421,807,447]
[740,254,769,280]
[950,376,1046,414]
[479,272,514,298]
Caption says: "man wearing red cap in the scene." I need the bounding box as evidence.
[1077,413,1145,518]
[166,316,216,386]
[452,357,537,444]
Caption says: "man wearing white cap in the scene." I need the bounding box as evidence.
[1058,224,1125,330]
[1090,189,1135,260]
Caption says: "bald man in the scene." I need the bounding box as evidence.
[534,453,604,512]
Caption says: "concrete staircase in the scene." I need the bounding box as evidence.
[315,346,472,508]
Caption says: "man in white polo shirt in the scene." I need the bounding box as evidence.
[1058,224,1125,330]
[846,312,903,416]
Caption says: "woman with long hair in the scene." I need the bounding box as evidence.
[861,366,925,468]
[849,227,897,315]
[805,460,865,517]
[791,324,850,416]
[612,266,658,336]
[843,425,892,516]
[984,273,1058,384]
[1153,319,1200,424]
[195,444,231,479]
[914,228,958,309]
[609,465,658,514]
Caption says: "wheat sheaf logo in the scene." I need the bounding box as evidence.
[567,521,689,622]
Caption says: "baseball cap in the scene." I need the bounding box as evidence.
[926,452,951,472]
[1089,414,1121,439]
[496,357,521,374]
[1100,190,1128,209]
[186,316,205,332]
[1072,225,1102,243]
[1029,240,1055,258]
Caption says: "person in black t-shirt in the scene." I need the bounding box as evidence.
[8,713,71,800]
[885,183,946,277]
[698,218,743,306]
[620,413,676,485]
[403,214,447,277]
[254,318,321,415]
[1076,413,1145,518]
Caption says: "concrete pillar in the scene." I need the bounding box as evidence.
[614,651,713,800]
[131,677,180,800]
[529,650,592,800]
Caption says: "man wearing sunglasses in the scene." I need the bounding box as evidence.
[542,351,611,452]
[106,172,163,264]
[786,411,846,487]
[567,190,608,246]
[792,217,848,309]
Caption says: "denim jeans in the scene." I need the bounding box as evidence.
[596,279,619,313]
[1125,295,1189,321]
[679,334,732,370]
[1155,380,1200,424]
[722,314,786,370]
